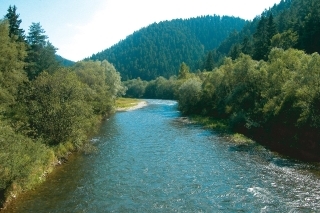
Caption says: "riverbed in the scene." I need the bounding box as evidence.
[3,100,320,212]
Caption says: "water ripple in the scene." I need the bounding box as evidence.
[3,99,320,213]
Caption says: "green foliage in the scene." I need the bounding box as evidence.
[73,60,124,115]
[4,5,25,42]
[90,15,247,80]
[213,0,320,64]
[177,77,202,114]
[123,76,179,100]
[0,119,55,203]
[271,29,298,49]
[176,48,320,158]
[26,22,47,46]
[27,70,95,146]
[0,20,27,110]
[73,61,112,115]
[178,62,190,79]
[123,78,147,98]
[253,15,277,61]
[0,6,122,206]
[294,52,320,127]
[204,51,215,71]
[55,55,75,67]
[25,23,60,80]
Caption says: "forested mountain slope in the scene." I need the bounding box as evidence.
[207,0,320,66]
[90,15,247,80]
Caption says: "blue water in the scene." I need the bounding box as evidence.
[4,100,320,212]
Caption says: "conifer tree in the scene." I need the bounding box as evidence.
[204,51,215,71]
[4,5,25,42]
[25,23,59,80]
[253,16,269,60]
[253,14,277,61]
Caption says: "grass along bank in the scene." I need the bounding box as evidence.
[190,115,255,145]
[116,98,147,111]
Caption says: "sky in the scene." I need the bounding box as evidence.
[0,0,281,61]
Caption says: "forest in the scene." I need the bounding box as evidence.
[122,0,320,159]
[0,6,124,207]
[1,0,320,208]
[90,15,247,80]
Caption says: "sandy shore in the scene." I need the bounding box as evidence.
[116,100,148,112]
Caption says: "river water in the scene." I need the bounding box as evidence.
[3,100,320,212]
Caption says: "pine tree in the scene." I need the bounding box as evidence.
[241,36,253,55]
[4,5,25,42]
[26,22,47,47]
[25,23,58,80]
[253,16,269,60]
[267,14,278,46]
[204,51,215,71]
[253,14,277,61]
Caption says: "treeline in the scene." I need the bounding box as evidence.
[124,48,320,159]
[204,0,320,70]
[122,62,200,100]
[90,15,247,80]
[178,49,320,159]
[0,6,123,207]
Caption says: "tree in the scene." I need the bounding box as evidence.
[178,62,190,79]
[299,11,320,54]
[178,78,203,114]
[253,16,269,60]
[123,78,147,98]
[26,22,47,46]
[241,36,253,55]
[267,14,277,42]
[204,51,215,71]
[28,70,95,146]
[271,29,298,50]
[25,23,59,80]
[73,60,124,115]
[253,14,278,61]
[101,60,125,98]
[0,20,27,110]
[4,5,25,42]
[229,44,242,60]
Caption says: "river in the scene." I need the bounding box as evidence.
[3,100,320,212]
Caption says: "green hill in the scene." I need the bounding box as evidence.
[89,15,247,80]
[209,0,320,65]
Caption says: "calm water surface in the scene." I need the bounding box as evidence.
[3,100,320,212]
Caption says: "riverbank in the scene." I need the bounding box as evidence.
[190,115,255,145]
[1,114,107,210]
[189,115,320,162]
[116,98,147,111]
[4,99,319,212]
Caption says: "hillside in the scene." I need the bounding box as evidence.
[207,0,320,66]
[55,55,75,67]
[89,15,247,80]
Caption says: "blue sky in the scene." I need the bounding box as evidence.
[1,0,281,61]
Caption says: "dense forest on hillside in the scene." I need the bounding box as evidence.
[206,0,320,67]
[90,16,247,80]
[0,6,124,208]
